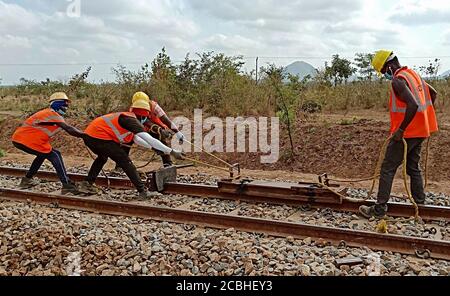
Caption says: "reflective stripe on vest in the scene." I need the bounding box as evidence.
[101,114,133,144]
[22,113,63,138]
[391,71,433,113]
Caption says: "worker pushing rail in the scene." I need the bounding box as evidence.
[113,91,185,170]
[11,92,85,195]
[78,97,185,198]
[359,50,439,219]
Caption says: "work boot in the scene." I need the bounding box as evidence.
[78,181,100,195]
[19,177,40,189]
[61,182,83,195]
[359,204,387,219]
[113,166,124,174]
[413,196,426,205]
[139,190,162,199]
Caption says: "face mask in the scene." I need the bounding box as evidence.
[50,100,69,116]
[140,117,148,125]
[384,67,394,81]
[56,107,67,116]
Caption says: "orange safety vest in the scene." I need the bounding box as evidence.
[12,108,65,153]
[85,112,137,144]
[390,67,438,138]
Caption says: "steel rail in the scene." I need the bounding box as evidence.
[0,188,449,260]
[1,166,449,221]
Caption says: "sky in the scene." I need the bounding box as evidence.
[1,0,450,85]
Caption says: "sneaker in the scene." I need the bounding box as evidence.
[139,190,162,199]
[19,177,40,189]
[61,182,83,195]
[359,204,387,219]
[78,181,99,195]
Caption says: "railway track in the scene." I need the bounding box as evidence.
[0,187,449,260]
[1,166,449,222]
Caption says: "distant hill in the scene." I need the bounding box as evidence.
[284,61,318,80]
[440,70,450,78]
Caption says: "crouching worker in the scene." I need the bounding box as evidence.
[11,92,85,195]
[80,100,184,198]
[114,91,185,170]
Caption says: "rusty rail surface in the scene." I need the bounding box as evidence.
[1,166,449,221]
[0,188,449,260]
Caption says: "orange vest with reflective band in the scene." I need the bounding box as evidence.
[12,108,65,153]
[390,67,438,138]
[85,112,136,144]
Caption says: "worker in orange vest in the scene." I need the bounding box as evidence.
[11,92,85,195]
[113,91,185,171]
[79,100,184,198]
[360,51,439,219]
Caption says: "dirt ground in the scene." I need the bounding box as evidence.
[1,109,449,195]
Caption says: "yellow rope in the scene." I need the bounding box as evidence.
[402,139,420,222]
[321,135,425,223]
[184,139,234,169]
[424,137,430,190]
[183,156,231,173]
[326,137,391,199]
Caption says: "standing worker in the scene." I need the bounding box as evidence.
[113,91,185,170]
[11,92,85,194]
[79,100,184,198]
[359,50,439,219]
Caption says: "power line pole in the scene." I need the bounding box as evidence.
[255,57,259,84]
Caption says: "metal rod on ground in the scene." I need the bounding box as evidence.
[184,139,234,168]
[183,156,231,173]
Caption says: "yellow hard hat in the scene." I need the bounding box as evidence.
[372,50,394,74]
[49,92,71,103]
[131,99,151,111]
[132,92,150,104]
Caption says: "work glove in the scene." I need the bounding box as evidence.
[175,131,185,145]
[160,128,172,140]
[170,149,185,160]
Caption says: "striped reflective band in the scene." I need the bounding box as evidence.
[102,114,132,143]
[23,113,63,137]
[391,73,433,113]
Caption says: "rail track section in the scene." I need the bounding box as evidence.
[0,187,449,260]
[1,166,449,222]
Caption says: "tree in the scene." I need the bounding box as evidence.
[325,54,356,85]
[419,58,441,80]
[354,53,375,81]
[262,64,296,157]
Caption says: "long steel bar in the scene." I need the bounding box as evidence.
[1,167,449,221]
[0,188,449,260]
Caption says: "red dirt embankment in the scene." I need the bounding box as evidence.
[1,115,449,181]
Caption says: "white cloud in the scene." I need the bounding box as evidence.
[0,0,449,84]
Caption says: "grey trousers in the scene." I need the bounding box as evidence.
[377,138,426,205]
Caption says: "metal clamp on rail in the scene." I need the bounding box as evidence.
[229,163,241,179]
[318,173,340,188]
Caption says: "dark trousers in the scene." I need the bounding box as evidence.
[12,142,69,184]
[83,136,145,192]
[114,124,172,169]
[377,138,426,205]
